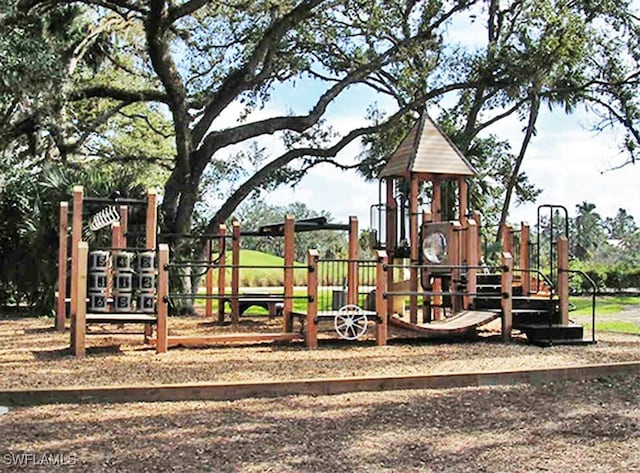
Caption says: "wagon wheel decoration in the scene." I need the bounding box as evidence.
[334,304,368,340]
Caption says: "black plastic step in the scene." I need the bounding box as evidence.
[476,284,501,294]
[474,296,556,310]
[519,323,585,344]
[513,310,555,326]
[476,273,502,285]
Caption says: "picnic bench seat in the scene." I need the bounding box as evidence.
[221,294,284,318]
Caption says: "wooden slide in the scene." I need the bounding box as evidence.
[387,279,499,335]
[389,310,499,334]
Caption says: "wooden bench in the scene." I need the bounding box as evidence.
[85,313,157,324]
[221,295,284,318]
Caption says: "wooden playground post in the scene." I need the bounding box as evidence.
[473,211,483,261]
[501,224,513,254]
[451,222,462,313]
[501,252,513,342]
[56,202,68,332]
[144,190,157,341]
[432,178,441,221]
[409,175,419,324]
[306,249,319,348]
[375,250,388,346]
[520,223,530,295]
[205,238,214,318]
[146,189,158,249]
[217,224,227,323]
[558,236,569,325]
[465,218,478,309]
[347,216,358,305]
[283,215,295,332]
[156,244,169,353]
[231,220,241,324]
[458,177,468,221]
[71,241,88,358]
[111,222,122,249]
[119,205,128,248]
[70,186,84,322]
[385,179,396,318]
[385,178,396,254]
[430,178,443,320]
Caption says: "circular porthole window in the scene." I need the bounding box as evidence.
[422,232,448,264]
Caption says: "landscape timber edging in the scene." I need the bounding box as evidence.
[1,361,639,406]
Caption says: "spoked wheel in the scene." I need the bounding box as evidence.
[334,304,368,340]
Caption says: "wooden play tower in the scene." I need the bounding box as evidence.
[371,113,588,343]
[375,114,479,324]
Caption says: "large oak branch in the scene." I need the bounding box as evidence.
[191,0,327,146]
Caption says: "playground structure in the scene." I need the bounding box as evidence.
[58,113,596,358]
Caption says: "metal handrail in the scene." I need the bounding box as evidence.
[559,268,597,343]
[514,267,555,293]
[384,263,506,272]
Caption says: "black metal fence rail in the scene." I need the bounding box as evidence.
[315,258,377,312]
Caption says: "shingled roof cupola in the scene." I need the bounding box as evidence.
[378,112,476,264]
[380,113,475,178]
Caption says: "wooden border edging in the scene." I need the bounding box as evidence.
[1,362,639,406]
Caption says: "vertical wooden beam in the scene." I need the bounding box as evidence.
[119,205,128,248]
[458,178,468,221]
[429,178,442,320]
[520,223,531,295]
[205,238,214,318]
[451,222,462,313]
[70,186,84,321]
[502,224,513,254]
[558,236,569,325]
[385,179,396,253]
[283,215,295,332]
[231,220,241,324]
[501,252,513,342]
[306,249,319,348]
[347,216,358,305]
[217,224,227,323]
[111,222,122,250]
[375,250,388,346]
[385,179,397,318]
[146,189,158,249]
[432,178,441,222]
[56,202,68,332]
[473,211,483,260]
[71,241,88,358]
[409,175,419,324]
[156,244,169,353]
[465,219,478,309]
[458,179,469,268]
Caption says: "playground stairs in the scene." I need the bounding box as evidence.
[472,273,585,345]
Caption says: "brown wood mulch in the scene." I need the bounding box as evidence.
[0,317,639,472]
[1,316,639,390]
[0,377,638,472]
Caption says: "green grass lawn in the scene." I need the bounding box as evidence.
[583,321,640,335]
[198,249,378,287]
[570,295,640,335]
[569,295,640,316]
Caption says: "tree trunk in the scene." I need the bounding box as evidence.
[496,92,541,241]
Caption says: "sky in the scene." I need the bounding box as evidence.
[229,79,639,229]
[259,105,639,228]
[210,4,640,231]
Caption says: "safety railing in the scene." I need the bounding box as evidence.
[560,268,597,343]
